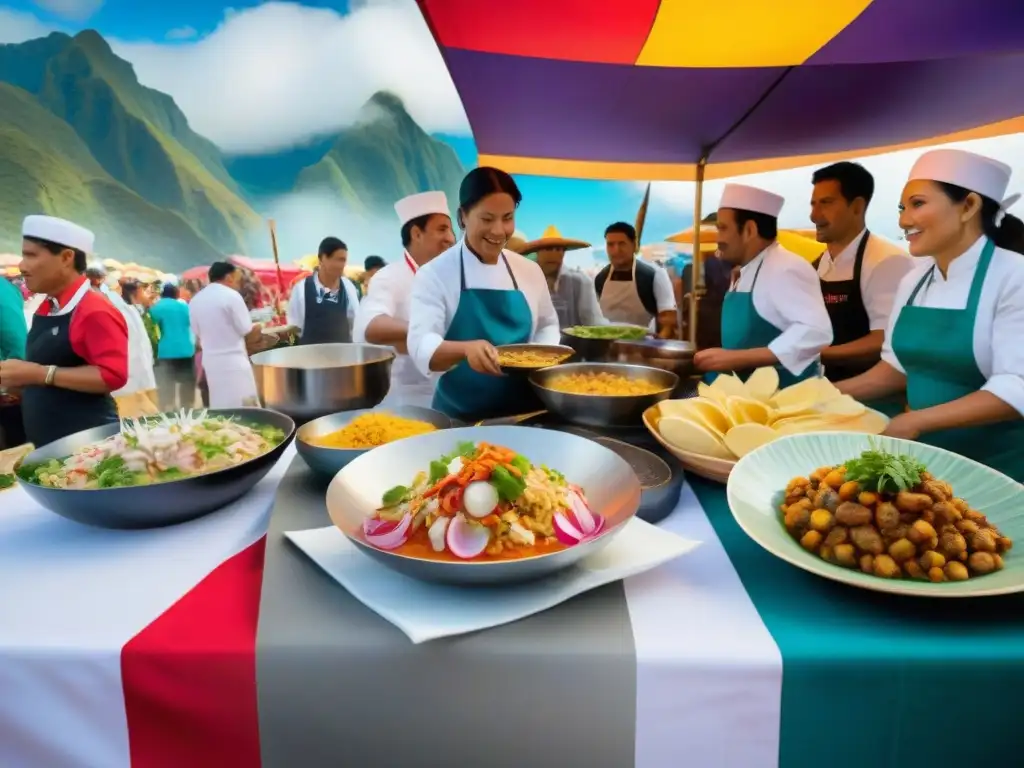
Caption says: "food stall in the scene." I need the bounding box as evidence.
[3,3,1024,768]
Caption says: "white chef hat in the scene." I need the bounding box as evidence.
[394,191,450,227]
[22,215,95,253]
[908,148,1020,223]
[719,183,785,218]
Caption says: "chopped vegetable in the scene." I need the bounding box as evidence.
[563,325,646,340]
[844,439,927,494]
[381,484,411,507]
[0,474,15,489]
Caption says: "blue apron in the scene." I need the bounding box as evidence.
[708,255,818,388]
[432,248,535,421]
[890,238,1024,481]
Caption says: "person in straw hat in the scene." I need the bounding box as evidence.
[693,184,832,387]
[520,225,605,328]
[836,148,1024,480]
[0,216,129,447]
[354,190,455,407]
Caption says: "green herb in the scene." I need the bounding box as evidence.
[89,455,137,488]
[542,465,565,484]
[490,465,526,502]
[510,454,531,477]
[0,474,14,489]
[158,467,184,480]
[381,485,410,507]
[564,325,646,340]
[254,424,285,445]
[196,439,229,461]
[843,439,927,494]
[17,459,60,484]
[428,441,478,484]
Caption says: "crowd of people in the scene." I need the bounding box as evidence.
[2,146,1022,481]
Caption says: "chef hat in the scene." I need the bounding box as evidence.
[22,215,95,253]
[908,148,1020,221]
[719,183,785,218]
[394,191,450,227]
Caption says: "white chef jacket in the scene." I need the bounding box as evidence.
[286,273,359,335]
[353,253,437,406]
[188,282,258,407]
[816,230,915,330]
[407,242,561,378]
[733,242,833,375]
[99,286,156,397]
[881,237,1024,416]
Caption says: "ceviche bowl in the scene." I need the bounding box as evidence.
[326,425,642,585]
[17,407,295,529]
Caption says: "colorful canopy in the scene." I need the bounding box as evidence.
[418,0,1024,180]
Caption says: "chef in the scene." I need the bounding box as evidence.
[407,167,560,420]
[810,162,913,414]
[287,237,360,344]
[0,274,28,448]
[354,190,456,406]
[595,221,677,338]
[0,216,128,447]
[836,148,1024,480]
[694,184,832,386]
[188,261,263,408]
[520,225,605,328]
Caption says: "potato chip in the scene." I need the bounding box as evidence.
[744,367,779,402]
[835,410,888,435]
[697,381,730,406]
[772,414,853,436]
[769,402,818,423]
[660,397,731,435]
[723,423,779,458]
[725,396,771,426]
[710,373,747,399]
[770,377,838,409]
[659,417,734,459]
[814,393,866,417]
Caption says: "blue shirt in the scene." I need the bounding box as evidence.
[148,297,195,359]
[0,277,26,361]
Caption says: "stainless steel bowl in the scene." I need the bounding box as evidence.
[496,343,576,375]
[560,326,648,362]
[296,405,454,478]
[326,426,641,585]
[611,338,697,392]
[250,343,395,423]
[529,362,678,428]
[17,408,295,529]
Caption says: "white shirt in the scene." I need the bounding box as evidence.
[816,230,915,330]
[651,263,678,313]
[98,286,156,396]
[407,242,561,378]
[286,273,359,334]
[554,268,607,326]
[734,242,833,375]
[188,283,252,358]
[881,238,1024,416]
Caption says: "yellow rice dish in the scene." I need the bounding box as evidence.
[497,349,571,368]
[308,412,437,449]
[545,372,666,396]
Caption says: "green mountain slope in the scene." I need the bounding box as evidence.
[0,83,222,270]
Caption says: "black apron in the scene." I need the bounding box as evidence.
[815,231,874,381]
[21,297,119,447]
[297,276,351,345]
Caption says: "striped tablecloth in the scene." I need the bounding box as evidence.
[2,449,1023,767]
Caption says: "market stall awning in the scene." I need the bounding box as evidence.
[417,0,1024,180]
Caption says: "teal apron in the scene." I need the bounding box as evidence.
[708,256,818,388]
[432,247,535,421]
[890,238,1024,481]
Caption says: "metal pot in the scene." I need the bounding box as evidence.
[611,339,697,394]
[250,343,395,423]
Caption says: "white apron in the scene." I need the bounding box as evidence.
[598,259,654,328]
[202,349,260,408]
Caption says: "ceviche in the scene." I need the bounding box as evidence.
[363,441,604,561]
[18,410,286,490]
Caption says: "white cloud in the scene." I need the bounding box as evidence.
[0,8,58,43]
[109,1,468,154]
[33,0,102,21]
[165,26,197,41]
[646,134,1024,240]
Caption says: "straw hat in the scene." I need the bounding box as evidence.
[519,225,590,255]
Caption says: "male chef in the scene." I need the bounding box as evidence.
[353,191,455,406]
[595,221,677,337]
[694,184,832,386]
[810,161,913,390]
[520,225,605,328]
[287,237,360,344]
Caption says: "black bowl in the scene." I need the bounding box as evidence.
[17,407,296,529]
[560,326,648,361]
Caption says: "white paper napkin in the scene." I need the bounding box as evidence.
[285,517,700,643]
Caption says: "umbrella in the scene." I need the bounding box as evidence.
[666,225,829,263]
[417,0,1024,344]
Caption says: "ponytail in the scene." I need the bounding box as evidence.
[936,182,1024,255]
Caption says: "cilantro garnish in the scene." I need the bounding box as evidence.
[381,484,410,507]
[490,465,526,502]
[843,439,927,494]
[0,474,14,489]
[428,441,478,484]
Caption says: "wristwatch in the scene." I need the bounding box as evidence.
[44,365,57,386]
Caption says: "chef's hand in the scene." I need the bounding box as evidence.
[881,412,923,441]
[693,348,740,373]
[0,359,47,388]
[464,340,502,376]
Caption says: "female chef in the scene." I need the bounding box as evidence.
[406,168,560,420]
[837,148,1024,480]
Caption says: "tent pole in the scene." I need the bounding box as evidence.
[688,157,708,347]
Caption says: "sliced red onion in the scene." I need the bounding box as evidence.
[446,513,492,559]
[363,512,412,550]
[553,511,584,545]
[568,490,597,535]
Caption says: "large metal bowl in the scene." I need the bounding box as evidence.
[529,362,678,428]
[326,426,642,585]
[560,326,648,361]
[17,408,295,529]
[611,338,697,394]
[296,405,454,478]
[251,343,395,423]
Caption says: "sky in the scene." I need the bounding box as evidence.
[2,0,1023,262]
